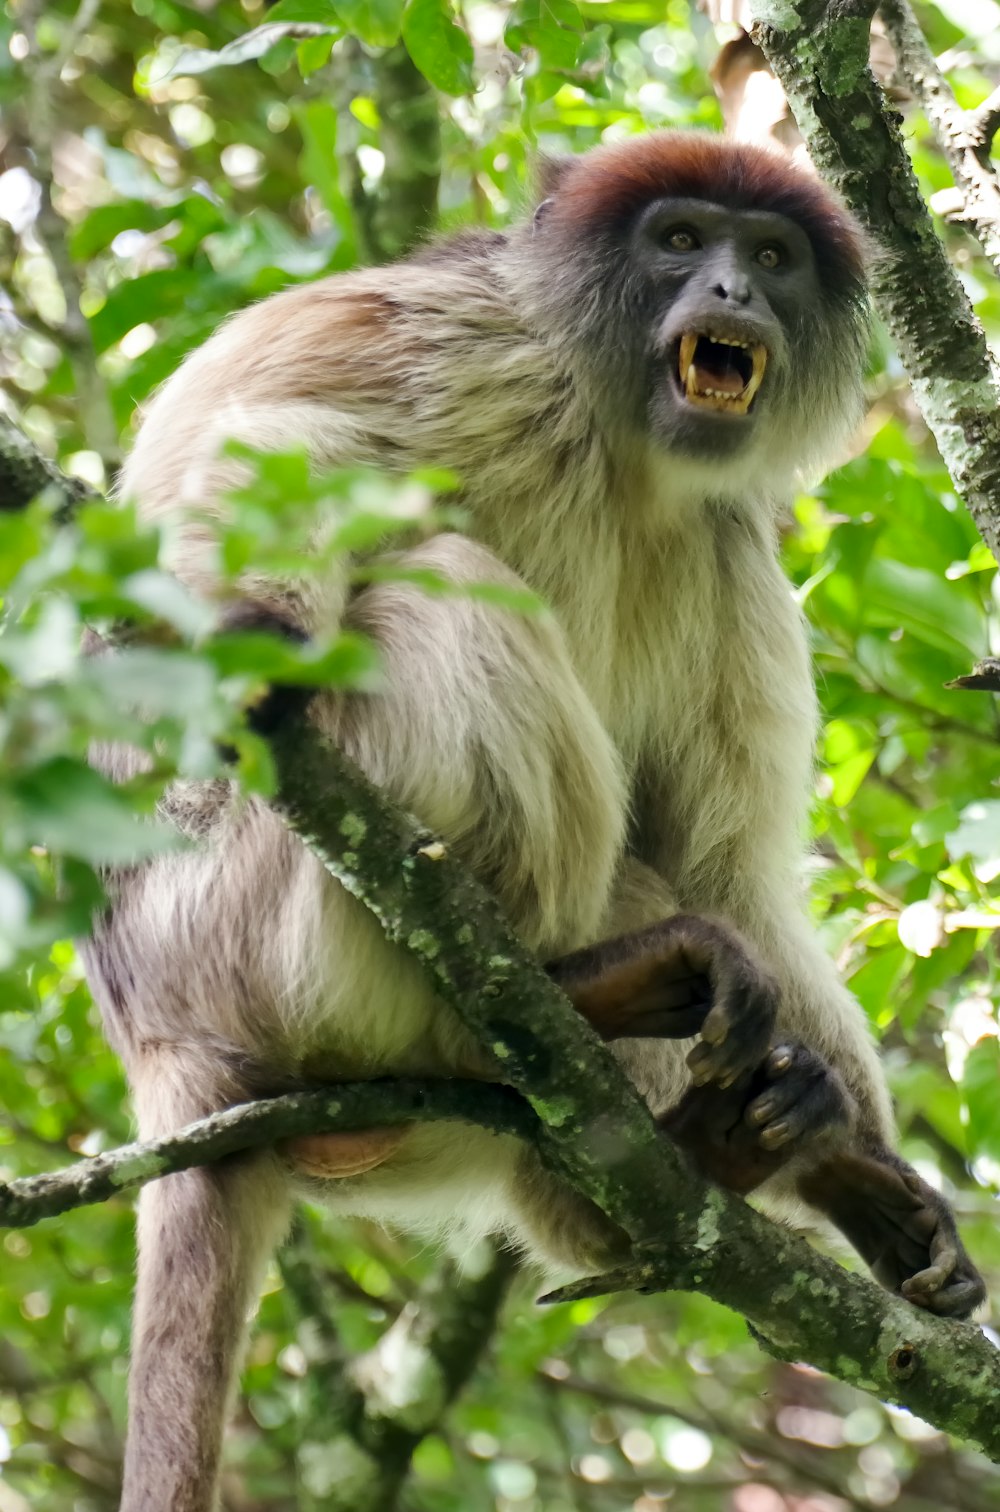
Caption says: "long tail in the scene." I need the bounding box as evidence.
[121,1055,291,1512]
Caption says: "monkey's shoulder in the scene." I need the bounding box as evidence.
[407,227,510,267]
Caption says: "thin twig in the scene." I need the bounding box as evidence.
[880,0,1000,277]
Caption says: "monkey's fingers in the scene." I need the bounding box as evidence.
[743,1043,850,1151]
[280,1126,408,1177]
[899,1227,986,1317]
[898,1201,987,1317]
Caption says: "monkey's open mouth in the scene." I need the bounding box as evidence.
[677,333,768,415]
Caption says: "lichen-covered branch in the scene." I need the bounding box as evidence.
[879,0,1000,278]
[0,411,92,515]
[747,0,1000,561]
[0,1080,536,1227]
[267,716,682,1246]
[266,712,1000,1459]
[543,1208,1000,1461]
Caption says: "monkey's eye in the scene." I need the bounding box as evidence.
[664,228,700,252]
[755,244,784,269]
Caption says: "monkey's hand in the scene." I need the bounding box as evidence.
[548,915,777,1085]
[799,1151,987,1319]
[660,1041,851,1195]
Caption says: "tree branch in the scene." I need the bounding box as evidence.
[0,1079,536,1227]
[16,0,121,472]
[318,1247,517,1512]
[0,410,93,515]
[879,0,1000,278]
[747,0,1000,562]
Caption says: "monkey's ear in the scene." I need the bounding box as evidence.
[532,197,555,232]
[534,152,573,201]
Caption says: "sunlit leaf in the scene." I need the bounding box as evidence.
[334,0,405,46]
[403,0,474,95]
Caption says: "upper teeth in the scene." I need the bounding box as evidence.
[676,331,768,414]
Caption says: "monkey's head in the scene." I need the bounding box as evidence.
[519,133,869,492]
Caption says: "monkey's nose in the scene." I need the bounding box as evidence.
[711,279,752,305]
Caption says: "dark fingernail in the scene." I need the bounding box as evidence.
[760,1121,789,1148]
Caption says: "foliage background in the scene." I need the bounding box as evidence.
[2,0,1000,1506]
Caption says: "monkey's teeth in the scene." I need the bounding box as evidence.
[744,344,767,405]
[678,332,698,388]
[677,332,768,414]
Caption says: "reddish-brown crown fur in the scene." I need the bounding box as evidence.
[548,132,866,297]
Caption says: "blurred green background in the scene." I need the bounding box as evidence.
[2,0,1000,1506]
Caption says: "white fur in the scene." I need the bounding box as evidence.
[82,187,891,1511]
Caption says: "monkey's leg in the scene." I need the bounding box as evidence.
[797,1150,987,1318]
[661,1046,986,1318]
[286,913,773,1181]
[123,1058,291,1512]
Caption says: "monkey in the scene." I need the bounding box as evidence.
[79,131,986,1511]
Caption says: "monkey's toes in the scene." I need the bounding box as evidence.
[744,1042,849,1150]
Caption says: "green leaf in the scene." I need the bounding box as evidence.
[88,269,203,352]
[946,800,1000,869]
[861,559,986,660]
[403,0,474,94]
[70,200,175,261]
[962,1039,1000,1159]
[294,101,355,250]
[268,0,340,19]
[334,0,405,46]
[506,0,584,70]
[8,759,180,865]
[297,32,337,73]
[206,630,382,690]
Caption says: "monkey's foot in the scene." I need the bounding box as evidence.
[280,1126,408,1177]
[661,1041,850,1195]
[801,1152,987,1319]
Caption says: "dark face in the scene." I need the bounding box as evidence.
[632,197,822,457]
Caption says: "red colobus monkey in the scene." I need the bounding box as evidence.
[82,132,986,1511]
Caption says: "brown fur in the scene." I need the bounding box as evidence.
[83,133,916,1510]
